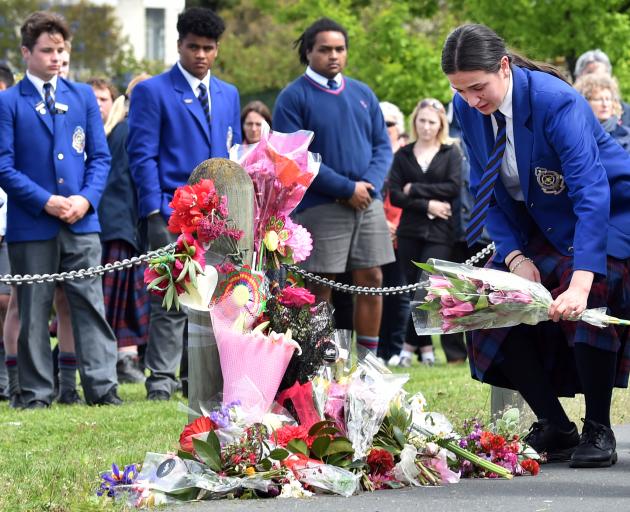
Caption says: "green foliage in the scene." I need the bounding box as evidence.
[284,420,355,467]
[452,0,630,95]
[226,0,452,117]
[373,402,413,456]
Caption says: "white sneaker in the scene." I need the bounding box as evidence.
[387,354,401,367]
[399,356,412,368]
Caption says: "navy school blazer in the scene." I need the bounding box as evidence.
[454,65,630,275]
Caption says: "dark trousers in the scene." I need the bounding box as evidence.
[8,228,118,404]
[331,272,354,331]
[377,252,409,360]
[397,237,467,361]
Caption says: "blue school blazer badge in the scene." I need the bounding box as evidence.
[72,126,86,154]
[534,167,565,195]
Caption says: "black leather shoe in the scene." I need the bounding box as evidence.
[22,400,50,410]
[90,387,123,406]
[569,419,617,468]
[524,419,579,462]
[57,388,84,405]
[9,393,24,409]
[147,389,170,401]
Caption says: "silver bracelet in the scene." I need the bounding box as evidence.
[510,256,532,273]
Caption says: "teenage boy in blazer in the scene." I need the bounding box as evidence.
[127,7,241,401]
[0,11,119,408]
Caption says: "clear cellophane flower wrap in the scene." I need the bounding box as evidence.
[345,354,409,460]
[411,258,630,336]
[229,124,320,269]
[210,269,301,417]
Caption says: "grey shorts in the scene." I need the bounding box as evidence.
[294,199,395,273]
[0,242,10,295]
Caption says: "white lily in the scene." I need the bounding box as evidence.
[177,265,218,312]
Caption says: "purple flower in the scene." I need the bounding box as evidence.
[488,290,533,305]
[97,463,138,498]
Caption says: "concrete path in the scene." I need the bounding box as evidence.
[171,425,630,512]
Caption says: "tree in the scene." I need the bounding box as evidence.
[449,0,630,95]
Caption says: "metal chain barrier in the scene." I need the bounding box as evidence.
[0,240,495,295]
[0,242,177,285]
[284,242,496,296]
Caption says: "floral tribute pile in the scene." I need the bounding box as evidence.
[102,129,543,507]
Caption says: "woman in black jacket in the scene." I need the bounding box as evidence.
[389,98,467,367]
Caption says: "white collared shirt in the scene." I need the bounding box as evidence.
[305,66,341,89]
[491,70,524,201]
[26,71,58,102]
[177,61,211,116]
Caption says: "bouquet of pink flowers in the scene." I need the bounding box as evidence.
[230,127,319,270]
[413,259,630,335]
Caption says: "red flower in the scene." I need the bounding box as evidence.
[367,448,395,475]
[272,424,311,447]
[278,286,316,308]
[490,434,506,451]
[479,431,494,452]
[521,459,540,476]
[179,416,217,453]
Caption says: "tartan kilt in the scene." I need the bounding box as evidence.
[102,240,150,348]
[469,234,630,396]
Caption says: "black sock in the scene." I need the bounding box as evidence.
[498,327,572,430]
[574,343,616,427]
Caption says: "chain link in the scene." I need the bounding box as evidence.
[285,242,495,296]
[0,240,495,295]
[0,243,177,285]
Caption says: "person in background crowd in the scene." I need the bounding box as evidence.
[0,11,120,409]
[273,17,394,356]
[377,101,410,363]
[0,64,13,401]
[574,73,630,153]
[92,75,151,384]
[573,49,630,126]
[87,78,117,125]
[128,7,241,401]
[241,100,271,144]
[388,98,467,367]
[444,23,630,468]
[59,40,71,79]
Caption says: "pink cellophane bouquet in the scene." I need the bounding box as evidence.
[412,259,630,335]
[210,267,301,415]
[230,125,319,270]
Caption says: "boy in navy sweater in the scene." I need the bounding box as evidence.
[273,17,393,355]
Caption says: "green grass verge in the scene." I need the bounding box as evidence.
[1,349,629,511]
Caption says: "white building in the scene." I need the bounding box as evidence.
[53,0,186,65]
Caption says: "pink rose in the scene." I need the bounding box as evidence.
[278,286,316,308]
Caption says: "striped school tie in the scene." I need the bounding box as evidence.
[43,82,55,115]
[198,83,211,128]
[327,79,339,90]
[466,111,507,246]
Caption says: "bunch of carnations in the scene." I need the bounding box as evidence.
[144,179,242,311]
[413,259,630,335]
[457,418,539,477]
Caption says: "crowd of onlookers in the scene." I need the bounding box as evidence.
[0,7,628,410]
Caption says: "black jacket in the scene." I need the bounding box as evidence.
[389,143,461,243]
[97,120,141,249]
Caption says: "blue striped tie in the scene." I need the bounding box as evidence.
[198,83,211,128]
[43,82,55,115]
[327,79,339,90]
[466,111,507,246]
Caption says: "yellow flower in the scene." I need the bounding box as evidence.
[263,230,279,252]
[245,466,256,476]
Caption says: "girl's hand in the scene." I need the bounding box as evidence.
[509,256,541,283]
[549,270,593,322]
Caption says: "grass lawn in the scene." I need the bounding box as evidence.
[2,345,630,511]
